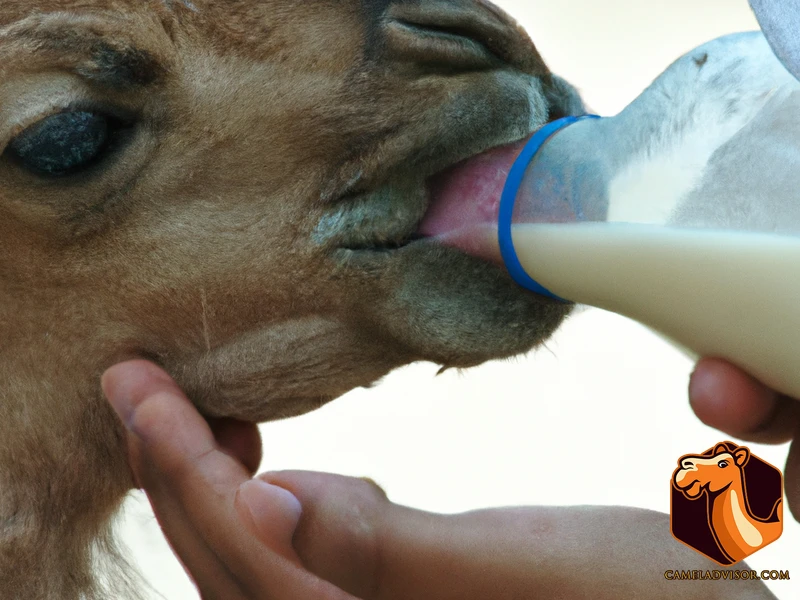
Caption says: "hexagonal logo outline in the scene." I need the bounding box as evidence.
[670,441,783,566]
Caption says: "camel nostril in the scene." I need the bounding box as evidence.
[385,18,500,72]
[403,20,492,51]
[682,460,695,469]
[384,2,521,73]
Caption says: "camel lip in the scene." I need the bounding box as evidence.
[338,232,428,253]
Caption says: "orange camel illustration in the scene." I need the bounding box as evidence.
[672,443,782,564]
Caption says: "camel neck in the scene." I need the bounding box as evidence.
[0,351,135,599]
[710,481,765,561]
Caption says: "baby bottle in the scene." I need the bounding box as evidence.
[424,32,800,399]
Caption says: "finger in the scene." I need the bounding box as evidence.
[689,358,799,443]
[103,360,356,600]
[102,361,300,557]
[103,362,260,598]
[104,361,266,594]
[102,360,250,488]
[257,471,388,599]
[133,445,252,600]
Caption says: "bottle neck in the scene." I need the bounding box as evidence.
[522,99,706,227]
[517,116,615,224]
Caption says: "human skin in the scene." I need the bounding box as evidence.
[689,358,799,521]
[102,359,791,600]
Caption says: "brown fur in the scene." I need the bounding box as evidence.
[0,1,583,597]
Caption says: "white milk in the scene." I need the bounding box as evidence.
[510,222,800,399]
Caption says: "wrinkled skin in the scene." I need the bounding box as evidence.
[0,1,583,597]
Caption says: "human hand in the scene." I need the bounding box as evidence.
[690,358,800,522]
[103,360,776,600]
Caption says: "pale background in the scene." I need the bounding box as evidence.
[118,1,800,598]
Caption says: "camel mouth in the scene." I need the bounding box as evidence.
[324,135,529,258]
[677,479,705,498]
[338,233,428,253]
[314,3,548,261]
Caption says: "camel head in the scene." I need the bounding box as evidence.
[0,2,585,595]
[673,443,751,498]
[0,0,583,425]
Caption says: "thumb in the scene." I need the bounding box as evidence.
[236,479,304,562]
[257,471,388,599]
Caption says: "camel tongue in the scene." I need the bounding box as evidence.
[419,139,527,241]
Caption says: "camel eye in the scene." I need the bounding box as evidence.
[718,460,729,468]
[6,111,131,177]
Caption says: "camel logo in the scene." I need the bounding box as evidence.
[671,441,783,565]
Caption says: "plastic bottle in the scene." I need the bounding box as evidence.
[421,32,800,398]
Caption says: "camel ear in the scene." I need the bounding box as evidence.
[733,447,750,467]
[713,442,731,457]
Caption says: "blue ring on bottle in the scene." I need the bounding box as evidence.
[498,115,602,302]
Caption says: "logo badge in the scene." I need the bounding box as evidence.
[671,441,783,565]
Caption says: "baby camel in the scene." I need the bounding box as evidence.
[0,0,585,597]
